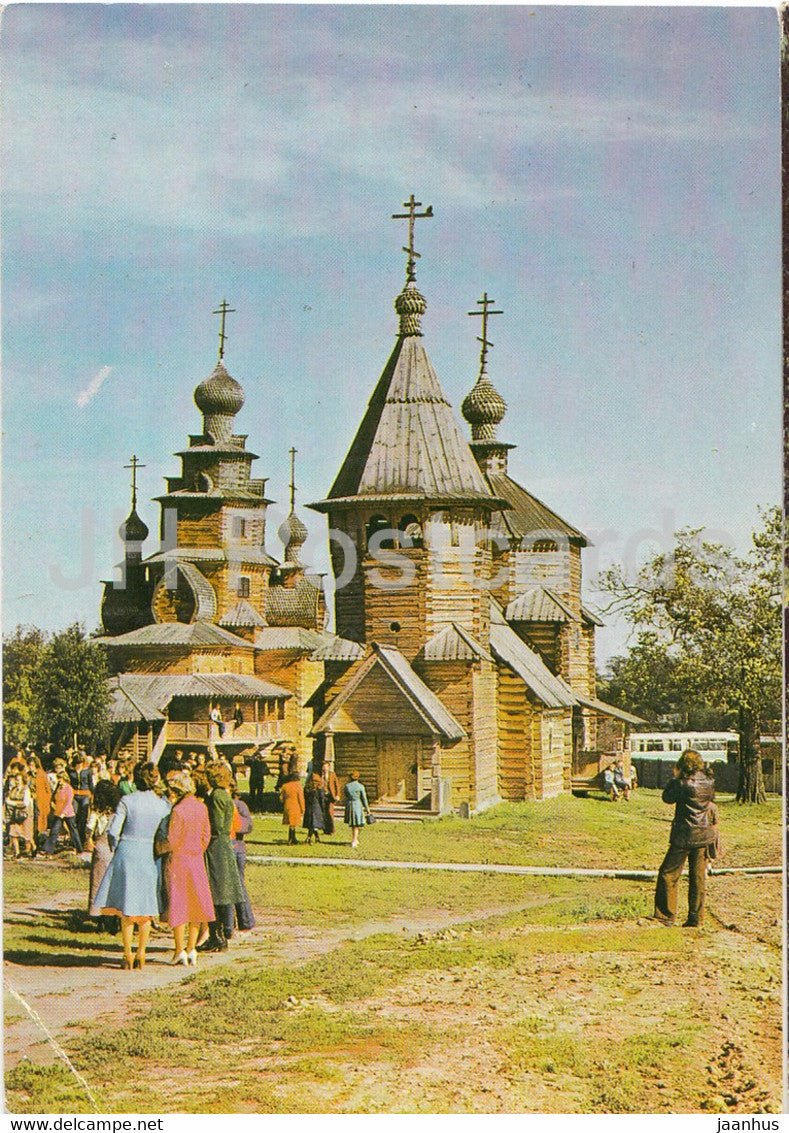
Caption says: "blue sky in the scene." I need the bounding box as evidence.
[2,5,781,663]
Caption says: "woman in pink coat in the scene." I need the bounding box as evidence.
[157,771,215,967]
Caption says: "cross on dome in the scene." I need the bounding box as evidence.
[468,292,503,375]
[391,194,434,284]
[212,299,237,361]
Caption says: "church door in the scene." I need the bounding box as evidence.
[377,737,420,802]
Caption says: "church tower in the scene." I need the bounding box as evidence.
[147,302,277,625]
[309,197,506,656]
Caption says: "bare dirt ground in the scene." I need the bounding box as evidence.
[3,889,540,1070]
[4,869,782,1114]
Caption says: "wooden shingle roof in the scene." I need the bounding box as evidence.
[107,672,291,723]
[422,623,493,663]
[310,336,505,512]
[485,471,588,546]
[311,643,465,740]
[506,587,580,624]
[99,621,255,650]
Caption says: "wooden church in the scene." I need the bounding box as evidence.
[98,197,639,812]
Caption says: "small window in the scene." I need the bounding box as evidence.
[366,514,394,551]
[277,699,286,720]
[238,576,251,598]
[232,516,247,539]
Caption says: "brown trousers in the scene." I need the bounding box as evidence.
[653,844,708,925]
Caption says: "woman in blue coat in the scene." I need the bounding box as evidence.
[343,771,370,849]
[93,761,170,970]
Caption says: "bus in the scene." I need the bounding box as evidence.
[629,732,739,763]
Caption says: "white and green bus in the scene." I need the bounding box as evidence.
[629,732,739,762]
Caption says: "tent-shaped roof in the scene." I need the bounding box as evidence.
[311,643,464,740]
[310,335,504,512]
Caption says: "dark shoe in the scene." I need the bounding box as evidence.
[203,938,228,952]
[681,920,700,928]
[651,914,676,927]
[197,936,218,952]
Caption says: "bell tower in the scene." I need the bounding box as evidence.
[308,198,506,656]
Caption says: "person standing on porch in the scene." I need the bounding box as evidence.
[653,750,716,928]
[343,771,371,849]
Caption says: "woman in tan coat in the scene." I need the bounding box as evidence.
[280,771,305,846]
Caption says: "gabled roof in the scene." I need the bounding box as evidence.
[575,694,645,726]
[505,587,580,624]
[422,622,493,663]
[484,471,588,546]
[489,618,577,709]
[107,672,291,723]
[255,626,327,652]
[99,620,256,650]
[309,635,367,662]
[311,643,465,740]
[310,336,504,512]
[218,599,268,629]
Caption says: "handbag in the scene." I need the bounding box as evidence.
[6,805,27,825]
[365,812,375,825]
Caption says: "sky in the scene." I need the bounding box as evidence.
[1,4,782,665]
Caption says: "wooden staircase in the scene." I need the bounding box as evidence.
[332,800,438,823]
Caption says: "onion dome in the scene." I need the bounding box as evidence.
[194,361,245,443]
[118,507,149,546]
[395,283,427,337]
[461,371,508,442]
[278,512,308,563]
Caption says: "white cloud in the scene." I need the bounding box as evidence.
[77,366,113,408]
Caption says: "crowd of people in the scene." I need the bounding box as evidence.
[3,739,375,967]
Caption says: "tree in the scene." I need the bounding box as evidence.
[597,507,781,803]
[598,633,736,731]
[31,623,111,754]
[2,625,47,750]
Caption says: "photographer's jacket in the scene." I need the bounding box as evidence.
[662,771,716,849]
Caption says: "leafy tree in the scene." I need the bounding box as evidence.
[2,625,47,749]
[598,633,736,731]
[31,623,110,754]
[597,507,781,803]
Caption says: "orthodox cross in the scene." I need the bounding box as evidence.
[212,299,236,360]
[124,455,146,510]
[289,446,297,514]
[468,292,503,372]
[391,194,434,282]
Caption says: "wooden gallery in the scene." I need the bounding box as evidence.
[98,199,640,815]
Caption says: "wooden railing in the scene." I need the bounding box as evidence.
[165,721,286,745]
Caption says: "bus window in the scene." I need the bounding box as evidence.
[646,739,665,752]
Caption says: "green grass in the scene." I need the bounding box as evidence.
[246,790,781,869]
[4,790,781,1114]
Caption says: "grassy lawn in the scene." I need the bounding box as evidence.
[4,791,782,1114]
[246,789,781,869]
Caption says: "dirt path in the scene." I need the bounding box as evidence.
[3,890,542,1071]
